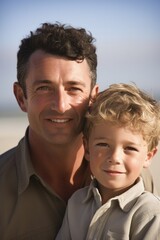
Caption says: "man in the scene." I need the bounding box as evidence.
[0,22,156,239]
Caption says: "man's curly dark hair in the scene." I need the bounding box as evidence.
[17,22,97,95]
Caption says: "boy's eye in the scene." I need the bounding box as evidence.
[96,143,109,147]
[125,146,138,152]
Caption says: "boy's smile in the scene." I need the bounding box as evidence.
[86,121,154,199]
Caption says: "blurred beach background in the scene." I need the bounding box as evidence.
[0,0,160,194]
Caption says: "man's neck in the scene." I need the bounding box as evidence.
[28,133,87,201]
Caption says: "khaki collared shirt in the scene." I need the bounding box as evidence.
[0,133,66,239]
[0,130,158,240]
[56,178,160,240]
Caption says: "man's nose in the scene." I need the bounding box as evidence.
[51,88,68,113]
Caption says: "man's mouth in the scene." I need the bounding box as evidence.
[49,119,71,123]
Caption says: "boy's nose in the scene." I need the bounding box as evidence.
[108,148,123,164]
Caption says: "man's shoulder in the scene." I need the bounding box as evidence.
[0,147,17,175]
[0,136,26,172]
[0,146,19,205]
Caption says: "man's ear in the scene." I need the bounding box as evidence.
[89,84,99,105]
[13,82,27,112]
[83,137,90,161]
[143,147,158,168]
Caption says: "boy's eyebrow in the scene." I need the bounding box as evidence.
[93,137,141,146]
[93,137,109,141]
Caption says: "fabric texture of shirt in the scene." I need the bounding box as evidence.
[56,177,160,240]
[0,128,158,240]
[0,130,67,240]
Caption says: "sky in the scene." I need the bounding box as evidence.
[1,0,160,115]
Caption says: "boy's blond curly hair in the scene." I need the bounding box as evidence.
[84,83,160,151]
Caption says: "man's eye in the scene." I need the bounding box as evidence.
[36,86,51,91]
[68,87,83,92]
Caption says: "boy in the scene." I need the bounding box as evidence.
[56,83,160,240]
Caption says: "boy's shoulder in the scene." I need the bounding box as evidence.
[134,191,160,217]
[69,186,90,203]
[68,180,100,208]
[139,191,160,204]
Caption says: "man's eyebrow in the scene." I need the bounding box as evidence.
[66,80,86,87]
[32,80,86,88]
[33,79,52,86]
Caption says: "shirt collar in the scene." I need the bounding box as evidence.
[15,129,92,198]
[83,177,145,212]
[115,177,145,212]
[83,178,102,206]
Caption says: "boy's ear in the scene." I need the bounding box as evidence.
[143,147,158,168]
[83,137,90,161]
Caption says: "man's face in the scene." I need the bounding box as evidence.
[15,50,98,146]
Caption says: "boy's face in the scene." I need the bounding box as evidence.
[85,121,156,198]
